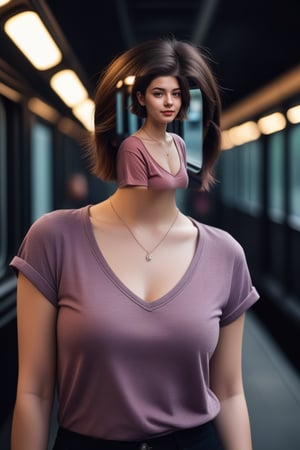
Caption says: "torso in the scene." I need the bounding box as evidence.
[11,206,259,440]
[133,132,180,176]
[116,134,189,190]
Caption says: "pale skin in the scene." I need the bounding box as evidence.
[12,76,252,450]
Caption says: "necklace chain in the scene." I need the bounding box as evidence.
[140,127,171,156]
[109,198,179,262]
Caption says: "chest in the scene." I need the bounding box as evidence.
[145,139,180,176]
[57,255,223,361]
[91,221,198,302]
[56,226,230,359]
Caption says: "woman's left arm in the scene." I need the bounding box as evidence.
[210,314,252,450]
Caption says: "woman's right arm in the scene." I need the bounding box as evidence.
[11,273,57,450]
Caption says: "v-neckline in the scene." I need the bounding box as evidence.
[82,206,205,312]
[131,134,182,177]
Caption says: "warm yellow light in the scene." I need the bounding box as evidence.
[287,105,300,124]
[116,80,123,89]
[58,117,84,140]
[221,130,234,150]
[228,121,261,146]
[50,70,88,107]
[73,99,95,131]
[257,112,286,135]
[28,97,60,123]
[0,0,11,6]
[0,82,21,102]
[124,76,135,86]
[4,11,62,70]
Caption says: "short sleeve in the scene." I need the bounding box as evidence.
[10,214,59,306]
[117,145,148,187]
[220,244,259,326]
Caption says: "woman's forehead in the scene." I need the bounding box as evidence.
[147,76,180,90]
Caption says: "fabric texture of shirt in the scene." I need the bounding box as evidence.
[10,206,259,440]
[116,134,189,189]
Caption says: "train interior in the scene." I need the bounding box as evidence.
[0,0,300,449]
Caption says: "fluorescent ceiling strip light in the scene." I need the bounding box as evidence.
[287,105,300,124]
[228,121,261,146]
[50,70,88,107]
[4,11,62,70]
[258,112,286,135]
[72,98,95,131]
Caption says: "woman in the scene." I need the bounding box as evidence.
[10,37,259,450]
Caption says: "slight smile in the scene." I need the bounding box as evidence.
[161,111,175,116]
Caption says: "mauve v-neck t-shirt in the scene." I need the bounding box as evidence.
[10,206,259,440]
[116,134,189,189]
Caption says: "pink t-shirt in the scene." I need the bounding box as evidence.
[10,207,259,440]
[116,134,189,189]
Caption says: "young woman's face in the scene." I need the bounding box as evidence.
[137,76,182,123]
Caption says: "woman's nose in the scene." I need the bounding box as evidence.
[164,95,173,105]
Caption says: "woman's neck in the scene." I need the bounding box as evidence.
[138,121,170,144]
[110,188,178,224]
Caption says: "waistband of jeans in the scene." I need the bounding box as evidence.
[56,421,215,450]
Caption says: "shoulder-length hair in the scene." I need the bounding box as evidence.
[88,37,222,191]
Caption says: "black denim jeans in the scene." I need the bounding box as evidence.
[53,422,224,450]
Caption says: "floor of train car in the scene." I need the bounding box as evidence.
[0,310,299,450]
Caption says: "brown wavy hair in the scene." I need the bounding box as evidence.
[88,36,222,191]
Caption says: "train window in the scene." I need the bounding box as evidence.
[267,132,285,223]
[183,88,203,174]
[242,141,262,214]
[289,124,300,229]
[116,87,139,139]
[0,98,7,275]
[220,146,238,207]
[31,121,53,222]
[127,95,138,135]
[220,140,262,214]
[116,89,124,135]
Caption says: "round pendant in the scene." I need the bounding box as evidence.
[146,254,152,262]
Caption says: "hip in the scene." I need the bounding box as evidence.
[53,421,224,450]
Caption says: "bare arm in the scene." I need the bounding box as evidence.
[210,314,252,450]
[11,273,57,450]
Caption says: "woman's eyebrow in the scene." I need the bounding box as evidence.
[151,87,181,91]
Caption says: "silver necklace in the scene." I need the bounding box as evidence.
[140,127,171,156]
[109,198,179,262]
